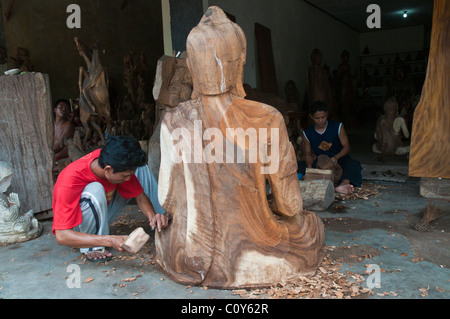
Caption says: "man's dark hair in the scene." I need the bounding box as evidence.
[54,99,71,108]
[310,100,328,115]
[98,136,146,173]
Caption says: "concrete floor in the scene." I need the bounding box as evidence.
[1,128,449,301]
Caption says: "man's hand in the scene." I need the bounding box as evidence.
[54,229,128,253]
[150,214,169,232]
[108,235,128,252]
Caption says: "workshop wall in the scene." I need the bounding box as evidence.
[1,0,164,108]
[208,0,359,106]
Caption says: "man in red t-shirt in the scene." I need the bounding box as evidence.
[52,135,168,262]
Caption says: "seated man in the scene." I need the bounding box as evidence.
[52,135,168,262]
[299,100,362,194]
[52,99,75,168]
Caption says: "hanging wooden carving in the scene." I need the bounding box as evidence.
[155,6,324,289]
[74,37,111,147]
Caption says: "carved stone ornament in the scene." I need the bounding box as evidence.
[0,161,42,244]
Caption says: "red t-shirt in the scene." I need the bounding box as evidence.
[52,149,143,234]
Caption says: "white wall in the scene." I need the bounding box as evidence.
[207,0,359,104]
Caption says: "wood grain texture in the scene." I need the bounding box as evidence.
[409,0,450,179]
[0,73,54,214]
[155,6,324,289]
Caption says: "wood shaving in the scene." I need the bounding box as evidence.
[236,245,374,299]
[336,182,386,201]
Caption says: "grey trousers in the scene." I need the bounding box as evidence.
[74,165,164,253]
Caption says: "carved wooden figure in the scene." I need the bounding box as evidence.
[334,50,354,122]
[373,98,410,155]
[147,55,193,179]
[307,48,334,118]
[74,37,111,147]
[156,6,324,289]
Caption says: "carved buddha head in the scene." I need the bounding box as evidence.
[186,6,247,99]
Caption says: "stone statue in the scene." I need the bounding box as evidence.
[0,161,42,244]
[373,98,410,155]
[155,6,324,289]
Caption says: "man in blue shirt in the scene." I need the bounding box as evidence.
[299,100,362,194]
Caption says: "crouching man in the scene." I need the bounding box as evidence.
[52,135,168,262]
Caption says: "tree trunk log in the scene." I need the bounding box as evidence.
[409,0,450,179]
[0,73,54,214]
[299,180,335,211]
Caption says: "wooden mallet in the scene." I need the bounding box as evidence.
[122,227,150,254]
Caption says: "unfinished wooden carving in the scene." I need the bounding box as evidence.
[74,37,111,147]
[148,55,193,180]
[373,98,410,155]
[316,154,343,184]
[156,6,324,289]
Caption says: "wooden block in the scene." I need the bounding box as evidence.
[420,178,450,200]
[299,180,335,211]
[304,168,333,182]
[123,227,150,254]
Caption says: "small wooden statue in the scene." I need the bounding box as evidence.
[373,98,410,155]
[334,50,355,122]
[307,48,334,118]
[156,6,324,289]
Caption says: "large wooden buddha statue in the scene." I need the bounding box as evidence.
[155,6,324,289]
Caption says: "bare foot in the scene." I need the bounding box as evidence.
[86,250,113,262]
[335,183,354,194]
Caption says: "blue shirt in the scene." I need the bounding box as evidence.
[303,120,343,157]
